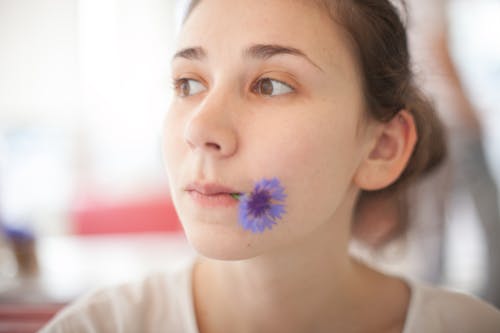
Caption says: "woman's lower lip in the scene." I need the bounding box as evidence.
[187,190,239,207]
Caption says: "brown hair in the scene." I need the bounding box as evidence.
[182,0,446,245]
[318,0,446,246]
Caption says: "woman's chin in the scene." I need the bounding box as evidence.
[182,223,268,261]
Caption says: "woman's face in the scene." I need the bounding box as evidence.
[164,0,374,259]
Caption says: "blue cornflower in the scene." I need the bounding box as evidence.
[238,178,286,233]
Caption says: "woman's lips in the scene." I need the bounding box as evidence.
[185,182,241,208]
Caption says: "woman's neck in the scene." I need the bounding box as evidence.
[194,254,409,333]
[193,234,352,333]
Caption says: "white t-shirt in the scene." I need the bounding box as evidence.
[40,259,500,333]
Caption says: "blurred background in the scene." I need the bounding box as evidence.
[0,0,499,331]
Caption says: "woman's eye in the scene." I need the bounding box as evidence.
[253,78,294,97]
[174,78,206,97]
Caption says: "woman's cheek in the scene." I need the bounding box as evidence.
[163,111,185,182]
[274,117,355,214]
[244,118,323,197]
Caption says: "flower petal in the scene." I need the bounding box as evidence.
[238,177,286,233]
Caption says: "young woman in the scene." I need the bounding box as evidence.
[42,0,500,332]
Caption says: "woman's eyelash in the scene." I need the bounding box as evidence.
[171,78,186,96]
[252,77,295,96]
[171,78,187,90]
[253,77,290,88]
[172,78,206,97]
[171,76,295,97]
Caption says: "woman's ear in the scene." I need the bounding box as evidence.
[354,110,417,191]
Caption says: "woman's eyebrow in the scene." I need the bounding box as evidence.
[244,44,324,72]
[172,44,324,72]
[173,46,206,61]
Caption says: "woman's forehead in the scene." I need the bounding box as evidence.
[177,0,355,75]
[181,0,324,41]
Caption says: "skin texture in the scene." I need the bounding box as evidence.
[163,0,417,332]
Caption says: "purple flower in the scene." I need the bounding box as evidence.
[238,178,286,233]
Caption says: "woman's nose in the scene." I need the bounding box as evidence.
[183,98,238,158]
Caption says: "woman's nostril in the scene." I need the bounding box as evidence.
[206,142,221,150]
[183,113,237,156]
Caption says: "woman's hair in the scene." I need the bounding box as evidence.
[182,0,447,246]
[317,0,447,246]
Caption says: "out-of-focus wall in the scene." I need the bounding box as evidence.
[0,0,177,236]
[449,0,500,171]
[0,0,79,122]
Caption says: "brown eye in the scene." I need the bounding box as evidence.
[180,80,190,96]
[174,78,206,97]
[257,78,274,95]
[253,78,294,97]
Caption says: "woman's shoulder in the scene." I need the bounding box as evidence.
[39,258,198,333]
[403,281,500,333]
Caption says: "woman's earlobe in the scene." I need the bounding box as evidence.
[354,110,418,191]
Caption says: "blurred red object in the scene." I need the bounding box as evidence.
[0,303,64,333]
[71,195,182,235]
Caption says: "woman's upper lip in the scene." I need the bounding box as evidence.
[185,182,240,195]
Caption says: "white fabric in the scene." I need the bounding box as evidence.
[403,279,500,332]
[40,259,500,333]
[39,259,199,333]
